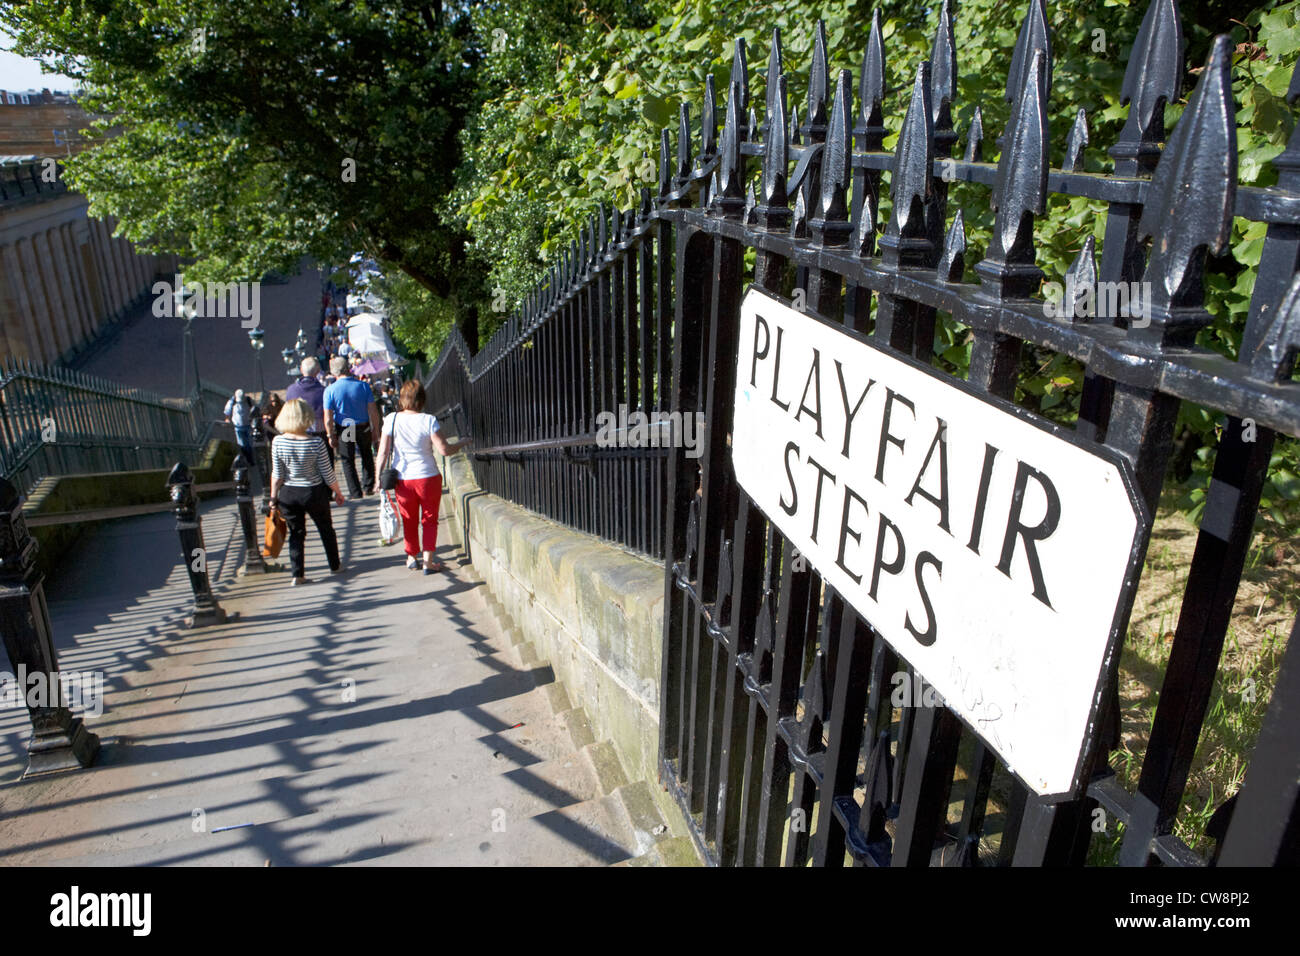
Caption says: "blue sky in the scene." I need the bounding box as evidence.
[0,27,76,91]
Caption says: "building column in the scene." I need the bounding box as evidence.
[60,223,95,341]
[105,219,131,311]
[30,231,74,359]
[0,243,27,362]
[14,238,53,364]
[134,243,150,294]
[47,224,88,351]
[6,241,47,363]
[116,237,138,305]
[46,225,86,353]
[95,218,125,317]
[77,230,107,333]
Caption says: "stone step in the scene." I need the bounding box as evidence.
[0,684,582,823]
[33,791,639,868]
[610,835,702,867]
[0,742,606,865]
[0,482,678,867]
[340,793,642,867]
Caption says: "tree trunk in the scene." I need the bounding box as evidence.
[458,302,479,356]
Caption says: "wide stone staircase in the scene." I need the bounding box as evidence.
[0,497,696,866]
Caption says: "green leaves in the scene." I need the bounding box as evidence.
[3,0,483,324]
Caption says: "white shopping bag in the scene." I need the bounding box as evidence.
[378,491,402,545]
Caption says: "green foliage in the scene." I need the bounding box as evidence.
[6,0,1299,530]
[369,270,456,361]
[458,0,1300,530]
[1,0,483,315]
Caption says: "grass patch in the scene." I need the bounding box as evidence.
[1088,502,1297,862]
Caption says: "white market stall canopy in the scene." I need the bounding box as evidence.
[345,291,385,315]
[346,312,402,361]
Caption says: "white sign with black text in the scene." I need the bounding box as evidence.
[731,288,1144,797]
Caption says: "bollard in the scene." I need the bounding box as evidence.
[166,462,228,627]
[250,411,271,503]
[233,454,267,576]
[0,478,100,776]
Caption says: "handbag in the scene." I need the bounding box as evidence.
[379,412,400,490]
[378,491,402,545]
[262,508,287,558]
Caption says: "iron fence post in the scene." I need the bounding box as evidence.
[166,461,227,627]
[250,411,271,502]
[0,478,100,776]
[233,454,267,576]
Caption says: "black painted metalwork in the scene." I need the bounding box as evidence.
[166,461,227,628]
[249,410,271,503]
[0,477,99,776]
[232,454,267,577]
[425,0,1300,866]
[0,360,222,498]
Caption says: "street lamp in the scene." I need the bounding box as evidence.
[179,301,202,399]
[248,328,266,397]
[282,347,297,378]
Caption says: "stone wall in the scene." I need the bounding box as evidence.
[0,191,180,365]
[435,450,686,831]
[23,438,237,579]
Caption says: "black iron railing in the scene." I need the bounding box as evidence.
[426,0,1300,866]
[0,360,225,498]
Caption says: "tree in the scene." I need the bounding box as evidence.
[453,0,1299,523]
[1,0,487,347]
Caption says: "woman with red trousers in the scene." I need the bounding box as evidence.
[373,380,470,573]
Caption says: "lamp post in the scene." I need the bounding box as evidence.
[282,347,297,379]
[248,328,266,397]
[180,301,202,399]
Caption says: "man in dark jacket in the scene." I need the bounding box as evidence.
[286,356,333,463]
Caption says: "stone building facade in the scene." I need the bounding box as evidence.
[0,90,177,364]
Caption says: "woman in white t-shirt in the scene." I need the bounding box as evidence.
[373,379,470,573]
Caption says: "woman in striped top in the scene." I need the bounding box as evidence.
[270,398,346,585]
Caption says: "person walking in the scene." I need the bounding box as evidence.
[286,356,333,464]
[270,398,346,585]
[373,380,470,574]
[224,388,257,464]
[324,355,380,500]
[262,392,285,439]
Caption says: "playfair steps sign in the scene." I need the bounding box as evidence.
[731,288,1146,798]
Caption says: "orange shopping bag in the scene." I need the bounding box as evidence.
[262,508,287,558]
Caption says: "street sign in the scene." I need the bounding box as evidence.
[731,287,1147,798]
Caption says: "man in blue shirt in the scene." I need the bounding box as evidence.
[323,355,380,499]
[286,357,333,463]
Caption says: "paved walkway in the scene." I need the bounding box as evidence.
[0,496,669,865]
